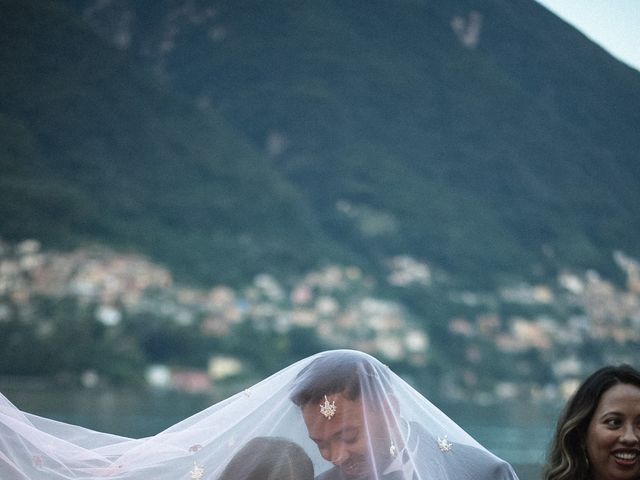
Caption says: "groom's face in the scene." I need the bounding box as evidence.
[302,391,391,479]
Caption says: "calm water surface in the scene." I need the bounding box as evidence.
[3,384,557,480]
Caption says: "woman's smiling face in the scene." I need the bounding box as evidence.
[586,383,640,480]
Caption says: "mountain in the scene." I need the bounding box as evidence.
[0,0,347,284]
[2,0,640,290]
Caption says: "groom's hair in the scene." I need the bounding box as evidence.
[289,350,392,408]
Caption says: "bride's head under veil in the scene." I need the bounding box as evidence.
[0,350,519,479]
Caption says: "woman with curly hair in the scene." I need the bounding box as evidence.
[544,364,640,480]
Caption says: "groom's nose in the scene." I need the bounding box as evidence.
[329,444,349,465]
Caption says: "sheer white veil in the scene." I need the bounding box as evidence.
[1,349,519,479]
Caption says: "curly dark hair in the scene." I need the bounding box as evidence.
[543,364,640,480]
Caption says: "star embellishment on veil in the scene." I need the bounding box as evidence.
[437,436,453,453]
[320,395,337,419]
[190,462,204,480]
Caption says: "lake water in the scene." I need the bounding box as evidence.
[2,384,558,480]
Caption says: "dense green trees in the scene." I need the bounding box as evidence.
[3,0,640,291]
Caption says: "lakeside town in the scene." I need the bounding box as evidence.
[0,237,638,405]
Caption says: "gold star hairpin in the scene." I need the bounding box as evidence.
[319,395,337,419]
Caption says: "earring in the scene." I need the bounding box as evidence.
[580,444,590,469]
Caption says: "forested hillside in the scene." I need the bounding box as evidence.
[56,0,640,287]
[1,0,639,410]
[2,0,640,309]
[1,0,345,285]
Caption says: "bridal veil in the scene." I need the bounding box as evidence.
[0,349,518,479]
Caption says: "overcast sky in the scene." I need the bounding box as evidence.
[534,0,640,72]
